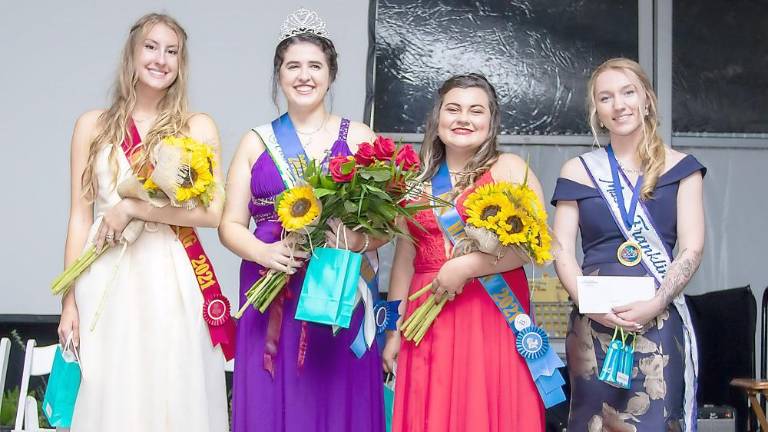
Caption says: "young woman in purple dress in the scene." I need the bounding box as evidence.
[218,9,386,432]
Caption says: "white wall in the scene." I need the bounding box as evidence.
[0,0,370,314]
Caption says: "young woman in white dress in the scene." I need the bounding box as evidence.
[56,13,228,431]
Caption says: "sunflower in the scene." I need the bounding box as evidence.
[496,207,533,245]
[175,149,215,203]
[465,183,512,230]
[142,177,159,192]
[276,185,321,231]
[529,225,554,264]
[504,185,537,211]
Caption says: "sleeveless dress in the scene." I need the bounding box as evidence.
[392,171,545,432]
[551,155,706,431]
[232,118,385,432]
[71,145,229,431]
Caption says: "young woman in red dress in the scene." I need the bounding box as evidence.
[383,73,546,432]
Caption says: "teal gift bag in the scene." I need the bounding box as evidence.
[384,373,395,432]
[42,334,81,427]
[296,245,362,327]
[598,327,634,389]
[616,333,636,389]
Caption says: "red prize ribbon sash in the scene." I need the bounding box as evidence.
[177,227,236,360]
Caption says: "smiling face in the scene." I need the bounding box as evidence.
[133,23,180,91]
[277,41,331,109]
[436,87,492,154]
[593,68,648,138]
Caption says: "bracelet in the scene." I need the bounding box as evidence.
[357,233,370,253]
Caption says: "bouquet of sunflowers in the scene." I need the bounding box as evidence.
[236,136,445,317]
[141,136,217,209]
[462,180,553,264]
[401,167,554,345]
[51,136,218,296]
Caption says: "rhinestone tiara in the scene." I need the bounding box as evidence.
[279,8,330,42]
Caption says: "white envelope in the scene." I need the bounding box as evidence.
[577,276,655,314]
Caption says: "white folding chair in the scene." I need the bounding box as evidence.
[13,339,56,432]
[0,337,11,414]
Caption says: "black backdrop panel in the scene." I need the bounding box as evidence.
[372,0,638,135]
[672,0,768,134]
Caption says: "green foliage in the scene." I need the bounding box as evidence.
[0,387,20,426]
[0,386,50,428]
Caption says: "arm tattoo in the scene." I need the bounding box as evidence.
[655,248,703,305]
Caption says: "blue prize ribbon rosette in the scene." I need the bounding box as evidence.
[516,326,549,360]
[373,300,401,334]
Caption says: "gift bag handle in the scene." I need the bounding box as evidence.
[385,372,396,387]
[334,222,350,251]
[61,332,80,364]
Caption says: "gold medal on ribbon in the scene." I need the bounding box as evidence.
[617,240,642,267]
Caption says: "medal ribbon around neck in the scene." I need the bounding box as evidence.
[606,145,643,231]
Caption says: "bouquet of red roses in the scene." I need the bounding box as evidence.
[236,136,445,316]
[317,136,427,239]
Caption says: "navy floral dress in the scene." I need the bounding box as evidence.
[551,155,705,431]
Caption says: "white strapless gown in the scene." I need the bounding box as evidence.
[71,145,229,431]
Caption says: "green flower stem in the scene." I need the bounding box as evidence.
[52,252,86,287]
[408,283,432,301]
[257,273,288,313]
[255,272,284,303]
[402,296,435,340]
[52,249,92,287]
[414,296,448,345]
[235,275,271,318]
[407,299,435,340]
[51,246,104,295]
[234,270,291,318]
[401,293,449,344]
[253,274,278,304]
[402,296,431,331]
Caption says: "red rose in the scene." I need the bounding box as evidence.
[395,144,420,171]
[373,136,396,160]
[329,155,356,183]
[354,142,376,166]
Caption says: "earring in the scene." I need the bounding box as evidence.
[644,106,649,115]
[599,121,605,128]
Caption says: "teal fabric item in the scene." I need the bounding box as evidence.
[42,344,81,427]
[598,329,633,389]
[296,247,362,327]
[383,375,395,432]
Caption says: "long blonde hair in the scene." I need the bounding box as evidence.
[81,13,190,200]
[420,73,501,196]
[587,57,665,200]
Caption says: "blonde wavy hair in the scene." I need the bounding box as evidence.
[419,73,501,197]
[587,57,665,200]
[81,13,190,201]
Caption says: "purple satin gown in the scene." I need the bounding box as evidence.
[232,118,385,432]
